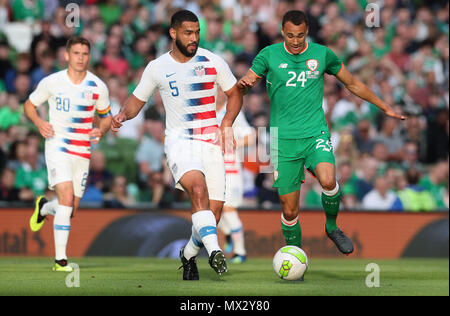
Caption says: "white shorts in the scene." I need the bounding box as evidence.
[224,172,244,208]
[45,145,90,198]
[165,136,225,201]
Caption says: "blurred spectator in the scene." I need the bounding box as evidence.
[13,143,47,197]
[387,36,411,73]
[362,176,403,211]
[13,72,32,103]
[99,0,121,28]
[0,94,21,130]
[399,141,426,174]
[353,119,376,154]
[355,157,379,201]
[88,150,114,193]
[101,35,129,77]
[0,167,33,202]
[12,0,44,22]
[334,129,358,167]
[4,52,32,93]
[373,117,405,161]
[399,114,428,162]
[136,119,165,183]
[398,168,436,212]
[104,175,136,208]
[337,160,358,210]
[138,168,173,207]
[30,49,55,89]
[30,20,61,58]
[418,160,449,210]
[6,140,27,170]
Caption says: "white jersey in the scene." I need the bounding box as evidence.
[29,69,110,160]
[216,106,253,174]
[133,48,237,142]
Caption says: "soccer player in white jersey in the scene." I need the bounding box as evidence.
[25,36,112,272]
[111,10,243,280]
[216,89,254,263]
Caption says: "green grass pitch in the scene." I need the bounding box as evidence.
[0,257,448,296]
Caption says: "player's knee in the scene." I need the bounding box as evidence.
[282,208,298,221]
[189,183,208,202]
[321,179,337,192]
[58,194,74,207]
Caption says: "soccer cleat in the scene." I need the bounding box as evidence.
[224,234,233,254]
[209,250,227,275]
[52,259,73,272]
[178,246,199,280]
[229,254,247,264]
[29,196,48,232]
[326,227,354,255]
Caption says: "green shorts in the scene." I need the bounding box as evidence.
[271,132,335,194]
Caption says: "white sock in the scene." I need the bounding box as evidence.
[217,216,231,235]
[223,211,246,256]
[53,205,72,260]
[323,181,339,196]
[192,210,221,256]
[183,226,203,260]
[41,199,58,216]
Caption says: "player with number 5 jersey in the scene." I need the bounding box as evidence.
[111,10,243,280]
[238,10,406,260]
[24,36,112,272]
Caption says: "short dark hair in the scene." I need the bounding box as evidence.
[66,36,91,52]
[282,10,309,28]
[170,10,199,29]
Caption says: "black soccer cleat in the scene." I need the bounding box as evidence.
[37,196,48,223]
[209,250,227,276]
[326,227,354,255]
[178,246,199,281]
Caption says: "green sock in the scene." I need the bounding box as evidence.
[281,215,302,248]
[322,190,341,233]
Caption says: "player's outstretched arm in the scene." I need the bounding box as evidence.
[237,70,261,95]
[24,99,54,138]
[111,94,146,132]
[335,64,406,120]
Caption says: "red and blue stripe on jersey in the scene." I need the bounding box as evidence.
[58,79,106,160]
[183,56,219,142]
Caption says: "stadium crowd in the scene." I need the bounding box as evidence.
[0,0,448,211]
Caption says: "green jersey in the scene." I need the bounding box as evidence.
[250,41,343,139]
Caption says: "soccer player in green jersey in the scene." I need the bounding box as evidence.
[238,10,405,255]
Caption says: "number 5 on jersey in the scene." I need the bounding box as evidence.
[169,81,179,97]
[286,71,307,87]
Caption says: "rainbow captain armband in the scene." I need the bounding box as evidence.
[96,106,111,118]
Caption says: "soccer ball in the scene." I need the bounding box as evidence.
[273,246,308,281]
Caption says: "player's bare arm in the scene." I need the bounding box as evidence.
[336,64,406,120]
[24,99,54,138]
[217,84,243,153]
[237,69,261,95]
[89,115,112,145]
[220,84,243,128]
[111,94,146,132]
